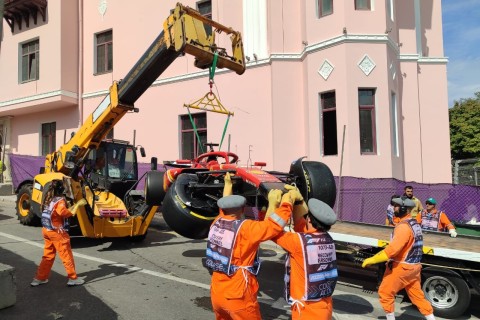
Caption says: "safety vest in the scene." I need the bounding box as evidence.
[205,218,260,276]
[392,219,423,264]
[419,210,447,232]
[41,197,70,232]
[284,232,338,303]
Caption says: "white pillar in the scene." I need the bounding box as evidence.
[243,0,267,60]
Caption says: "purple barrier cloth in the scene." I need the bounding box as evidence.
[7,154,480,225]
[9,154,45,191]
[8,154,164,192]
[334,177,480,224]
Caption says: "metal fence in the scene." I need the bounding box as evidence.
[452,158,480,186]
[8,153,159,192]
[334,176,480,224]
[7,154,480,225]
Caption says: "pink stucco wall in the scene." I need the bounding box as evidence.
[0,0,452,183]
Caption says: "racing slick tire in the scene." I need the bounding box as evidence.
[145,171,165,206]
[174,173,219,215]
[16,183,40,226]
[290,158,336,208]
[162,179,218,240]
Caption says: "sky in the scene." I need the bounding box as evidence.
[441,0,480,106]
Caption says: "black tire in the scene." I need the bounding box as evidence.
[162,182,217,240]
[174,173,219,214]
[16,184,40,226]
[145,171,165,206]
[290,159,336,208]
[422,271,471,319]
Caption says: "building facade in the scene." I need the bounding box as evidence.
[0,0,452,184]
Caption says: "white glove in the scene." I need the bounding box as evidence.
[449,229,457,238]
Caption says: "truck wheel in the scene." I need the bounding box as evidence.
[16,184,40,226]
[422,273,471,319]
[145,171,165,206]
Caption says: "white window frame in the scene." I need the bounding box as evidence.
[19,38,40,83]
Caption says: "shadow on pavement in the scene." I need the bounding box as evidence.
[0,247,119,320]
[333,294,374,315]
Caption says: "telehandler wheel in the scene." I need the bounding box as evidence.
[290,159,336,208]
[161,183,217,240]
[145,171,165,206]
[16,184,40,226]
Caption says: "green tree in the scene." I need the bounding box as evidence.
[449,91,480,160]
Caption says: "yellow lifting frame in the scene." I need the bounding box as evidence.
[184,92,234,116]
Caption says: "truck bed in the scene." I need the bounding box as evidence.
[331,220,480,263]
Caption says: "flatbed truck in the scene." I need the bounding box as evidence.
[332,220,480,318]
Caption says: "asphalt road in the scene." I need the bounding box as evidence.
[0,198,478,320]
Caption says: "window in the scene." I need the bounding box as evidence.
[197,0,212,38]
[355,0,371,10]
[180,113,207,159]
[320,91,338,156]
[390,92,399,156]
[21,39,39,82]
[95,30,113,74]
[358,89,376,154]
[41,122,56,156]
[318,0,333,17]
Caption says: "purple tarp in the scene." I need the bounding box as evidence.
[7,154,480,224]
[8,153,163,192]
[333,176,480,224]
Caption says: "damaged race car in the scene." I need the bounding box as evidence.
[155,144,337,239]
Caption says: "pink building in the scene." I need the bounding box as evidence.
[0,0,451,184]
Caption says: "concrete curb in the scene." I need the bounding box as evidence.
[0,184,13,197]
[0,263,16,309]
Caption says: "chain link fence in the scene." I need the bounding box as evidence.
[7,154,480,226]
[452,158,480,186]
[334,176,480,225]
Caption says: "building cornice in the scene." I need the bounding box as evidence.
[76,35,444,100]
[418,57,449,64]
[0,90,77,108]
[270,34,400,61]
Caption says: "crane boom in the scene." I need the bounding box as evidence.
[45,2,245,175]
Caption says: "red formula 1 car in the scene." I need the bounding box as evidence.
[157,144,336,239]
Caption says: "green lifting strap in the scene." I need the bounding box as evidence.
[185,53,225,155]
[186,107,204,154]
[209,53,218,81]
[218,115,230,150]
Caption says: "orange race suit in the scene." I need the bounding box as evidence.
[379,214,433,316]
[206,202,292,320]
[35,197,79,281]
[416,209,455,232]
[272,217,336,319]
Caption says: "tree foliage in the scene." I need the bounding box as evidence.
[449,92,480,160]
